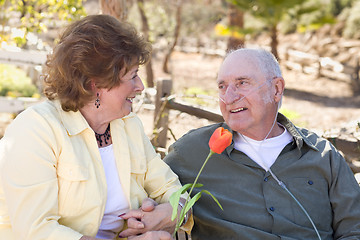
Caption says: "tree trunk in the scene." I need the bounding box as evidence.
[137,0,154,87]
[227,3,244,51]
[162,0,182,74]
[270,24,279,61]
[100,0,129,21]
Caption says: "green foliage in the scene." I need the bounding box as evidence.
[329,0,354,16]
[215,23,255,39]
[128,0,226,44]
[0,0,86,47]
[279,108,306,127]
[180,1,225,39]
[183,87,218,107]
[342,0,360,38]
[228,0,327,30]
[128,1,176,43]
[228,0,308,25]
[0,64,39,97]
[279,108,301,121]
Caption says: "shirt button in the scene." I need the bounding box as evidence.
[269,207,275,211]
[308,180,314,185]
[264,177,268,182]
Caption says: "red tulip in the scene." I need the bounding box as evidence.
[208,127,232,154]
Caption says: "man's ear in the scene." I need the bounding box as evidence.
[273,77,285,103]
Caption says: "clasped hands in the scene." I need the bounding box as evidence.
[119,198,180,240]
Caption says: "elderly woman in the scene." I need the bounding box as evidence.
[0,15,191,240]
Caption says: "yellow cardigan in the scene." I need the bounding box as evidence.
[0,100,189,239]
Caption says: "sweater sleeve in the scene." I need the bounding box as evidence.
[132,115,193,232]
[0,109,83,240]
[329,146,360,239]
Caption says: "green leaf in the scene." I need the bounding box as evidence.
[169,183,203,221]
[183,189,223,214]
[183,191,203,213]
[201,190,223,210]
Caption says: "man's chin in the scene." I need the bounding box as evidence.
[225,120,247,133]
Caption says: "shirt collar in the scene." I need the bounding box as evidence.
[277,113,318,152]
[223,112,318,155]
[54,100,90,136]
[53,100,136,136]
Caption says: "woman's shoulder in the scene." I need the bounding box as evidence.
[12,100,57,122]
[2,100,62,142]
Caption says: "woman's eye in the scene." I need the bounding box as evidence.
[132,74,138,79]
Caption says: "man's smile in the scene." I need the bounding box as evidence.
[230,107,248,113]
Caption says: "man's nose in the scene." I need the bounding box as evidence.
[220,85,241,105]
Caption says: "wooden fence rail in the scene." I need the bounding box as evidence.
[151,79,223,153]
[283,48,360,92]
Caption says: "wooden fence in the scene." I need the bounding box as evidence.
[150,78,223,156]
[283,48,360,92]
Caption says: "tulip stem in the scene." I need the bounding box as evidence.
[173,150,215,236]
[187,150,214,199]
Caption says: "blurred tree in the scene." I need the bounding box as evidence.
[226,2,244,51]
[162,0,183,74]
[100,0,129,21]
[137,0,154,87]
[0,0,86,48]
[128,0,225,74]
[227,0,324,60]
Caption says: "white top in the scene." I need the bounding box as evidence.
[234,125,293,171]
[96,144,129,240]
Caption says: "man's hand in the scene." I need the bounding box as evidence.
[118,198,177,238]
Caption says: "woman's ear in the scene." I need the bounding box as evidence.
[273,77,285,103]
[90,79,97,91]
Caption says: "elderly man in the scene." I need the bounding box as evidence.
[163,48,360,239]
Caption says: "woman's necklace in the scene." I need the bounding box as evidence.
[95,124,111,147]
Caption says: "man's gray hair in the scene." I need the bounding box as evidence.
[227,48,282,80]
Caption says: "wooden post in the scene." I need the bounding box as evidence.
[317,56,322,78]
[152,79,172,150]
[353,56,360,93]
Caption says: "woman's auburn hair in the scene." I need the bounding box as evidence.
[43,14,151,112]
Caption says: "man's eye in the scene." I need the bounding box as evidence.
[239,80,248,85]
[132,74,138,79]
[218,85,225,90]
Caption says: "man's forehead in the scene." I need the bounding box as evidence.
[217,60,257,78]
[217,74,256,83]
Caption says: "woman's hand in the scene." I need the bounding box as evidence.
[118,198,178,238]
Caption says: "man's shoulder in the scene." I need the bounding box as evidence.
[166,122,227,165]
[292,124,337,153]
[279,113,327,150]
